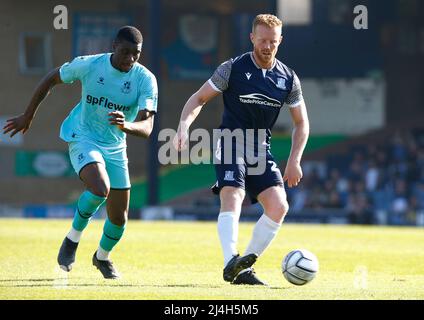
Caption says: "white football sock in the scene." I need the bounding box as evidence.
[67,227,82,243]
[244,214,281,257]
[217,211,240,267]
[96,246,110,261]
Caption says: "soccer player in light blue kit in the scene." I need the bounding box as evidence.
[3,26,158,279]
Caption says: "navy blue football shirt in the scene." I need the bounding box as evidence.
[209,52,304,150]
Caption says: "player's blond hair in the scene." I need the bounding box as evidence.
[252,14,283,32]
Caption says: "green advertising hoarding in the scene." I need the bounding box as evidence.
[15,150,74,177]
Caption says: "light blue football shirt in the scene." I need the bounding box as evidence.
[59,53,158,148]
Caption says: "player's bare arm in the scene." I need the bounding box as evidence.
[283,101,310,188]
[173,81,220,151]
[3,67,63,137]
[108,110,154,138]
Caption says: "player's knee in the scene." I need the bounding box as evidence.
[220,188,244,212]
[267,201,289,223]
[276,201,289,223]
[90,184,110,198]
[281,201,289,217]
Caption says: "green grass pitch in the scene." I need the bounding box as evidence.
[0,218,423,300]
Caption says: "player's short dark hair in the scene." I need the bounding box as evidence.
[115,26,143,44]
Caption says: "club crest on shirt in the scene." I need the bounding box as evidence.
[224,171,235,181]
[276,78,286,90]
[121,81,131,94]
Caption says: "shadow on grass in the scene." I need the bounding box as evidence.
[0,278,224,289]
[0,278,69,282]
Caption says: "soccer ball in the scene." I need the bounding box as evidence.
[282,249,319,285]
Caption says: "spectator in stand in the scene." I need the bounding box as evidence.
[346,193,373,224]
[390,130,408,162]
[412,181,424,211]
[406,196,421,225]
[376,147,390,170]
[389,179,409,224]
[365,159,379,193]
[290,184,308,213]
[327,190,344,209]
[347,155,365,183]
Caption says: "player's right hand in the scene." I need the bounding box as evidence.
[2,113,33,138]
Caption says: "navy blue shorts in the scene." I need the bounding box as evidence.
[211,152,284,204]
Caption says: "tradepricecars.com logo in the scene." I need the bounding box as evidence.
[239,93,281,108]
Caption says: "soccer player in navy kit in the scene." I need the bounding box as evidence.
[174,14,309,285]
[3,26,158,279]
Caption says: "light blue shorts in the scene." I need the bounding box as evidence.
[68,140,131,189]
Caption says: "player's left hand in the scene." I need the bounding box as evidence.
[173,122,189,151]
[108,111,126,130]
[283,160,303,188]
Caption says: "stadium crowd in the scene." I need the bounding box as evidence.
[286,129,424,226]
